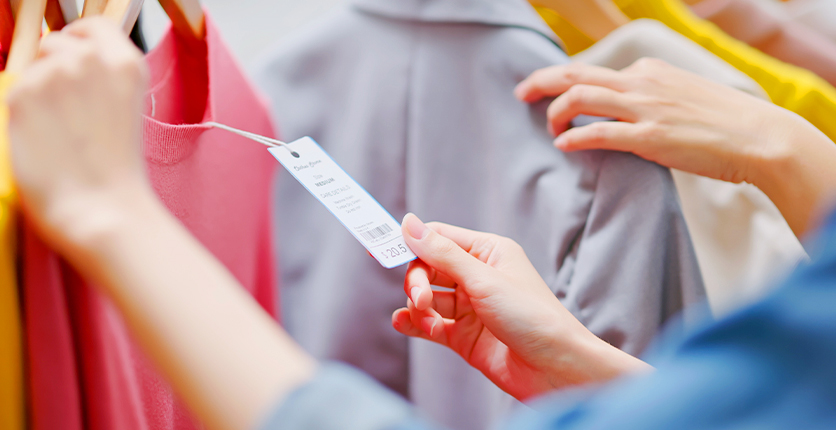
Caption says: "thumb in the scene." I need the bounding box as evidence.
[402,214,489,288]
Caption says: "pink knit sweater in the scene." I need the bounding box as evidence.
[24,13,279,430]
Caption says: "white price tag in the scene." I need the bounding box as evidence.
[268,137,417,269]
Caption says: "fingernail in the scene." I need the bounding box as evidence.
[554,136,568,149]
[514,82,528,99]
[422,316,438,337]
[411,287,422,307]
[404,213,428,240]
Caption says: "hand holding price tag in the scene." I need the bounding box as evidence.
[267,137,417,269]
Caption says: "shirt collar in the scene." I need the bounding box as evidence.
[350,0,558,43]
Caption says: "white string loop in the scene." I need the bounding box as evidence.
[204,121,300,157]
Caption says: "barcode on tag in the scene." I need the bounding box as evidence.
[267,137,417,269]
[360,224,393,241]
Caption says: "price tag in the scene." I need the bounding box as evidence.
[268,137,417,269]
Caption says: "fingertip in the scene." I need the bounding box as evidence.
[553,136,570,150]
[514,81,531,101]
[410,286,422,308]
[392,308,407,331]
[549,120,573,139]
[402,212,418,225]
[519,89,542,104]
[402,213,428,240]
[391,310,400,330]
[554,133,585,152]
[421,316,440,338]
[392,308,415,332]
[410,286,434,311]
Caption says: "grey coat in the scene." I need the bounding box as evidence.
[253,1,706,429]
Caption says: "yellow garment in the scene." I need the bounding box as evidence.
[534,6,594,55]
[0,72,23,430]
[537,0,836,143]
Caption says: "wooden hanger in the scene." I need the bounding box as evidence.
[530,0,630,42]
[81,0,106,17]
[100,0,203,39]
[101,0,143,33]
[6,0,47,73]
[44,0,77,30]
[157,0,204,40]
[1,0,14,56]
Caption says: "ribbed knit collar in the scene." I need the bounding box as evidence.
[142,12,221,165]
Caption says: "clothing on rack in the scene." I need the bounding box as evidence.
[541,0,836,144]
[23,13,279,430]
[571,18,806,313]
[254,1,706,429]
[0,72,23,430]
[535,6,594,55]
[23,229,85,430]
[572,18,766,98]
[691,0,836,87]
[781,0,836,44]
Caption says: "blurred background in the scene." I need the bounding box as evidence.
[140,0,341,67]
[70,0,342,68]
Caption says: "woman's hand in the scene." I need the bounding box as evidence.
[8,17,154,261]
[7,18,316,430]
[393,214,650,401]
[514,59,836,236]
[515,58,793,185]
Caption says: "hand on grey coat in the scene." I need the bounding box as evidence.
[515,58,836,236]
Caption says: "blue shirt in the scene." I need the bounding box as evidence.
[261,206,836,430]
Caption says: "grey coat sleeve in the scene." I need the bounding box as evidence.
[555,151,708,355]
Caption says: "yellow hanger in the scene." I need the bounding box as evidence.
[530,0,629,42]
[6,0,47,73]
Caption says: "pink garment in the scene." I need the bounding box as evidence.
[24,13,279,430]
[692,0,836,87]
[22,228,84,430]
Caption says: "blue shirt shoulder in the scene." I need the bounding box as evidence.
[262,207,836,430]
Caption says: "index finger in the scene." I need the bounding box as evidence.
[515,63,629,103]
[424,222,488,254]
[61,17,145,63]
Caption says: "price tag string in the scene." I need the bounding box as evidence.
[204,121,300,158]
